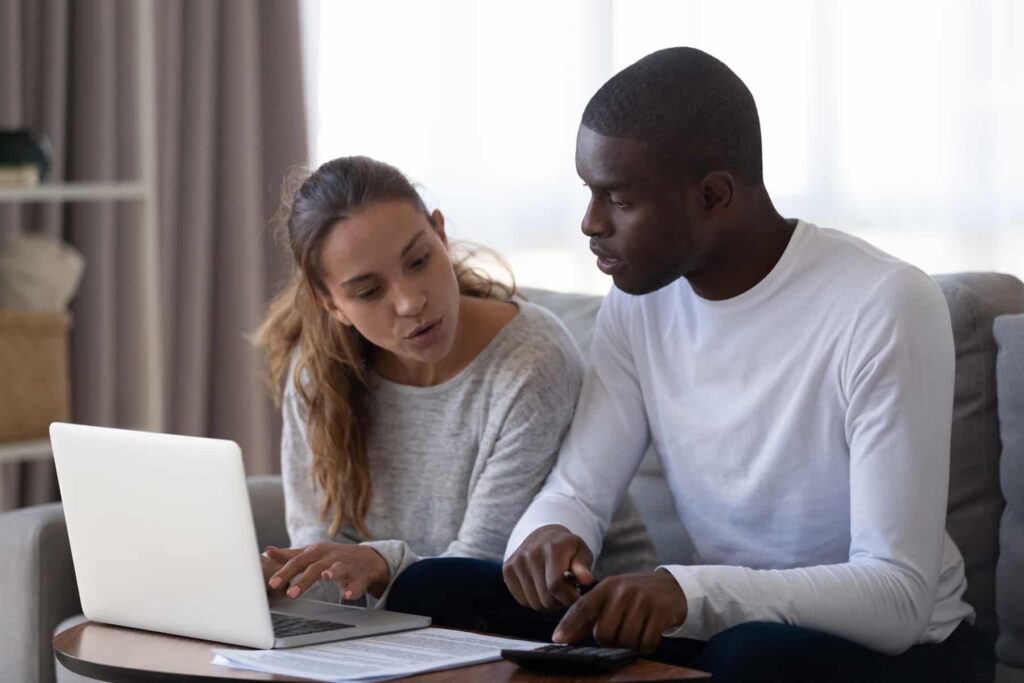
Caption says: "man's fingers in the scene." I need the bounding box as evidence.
[528,559,565,611]
[610,597,646,649]
[516,565,547,611]
[639,613,663,654]
[543,554,580,608]
[552,590,604,644]
[502,564,529,608]
[570,554,594,587]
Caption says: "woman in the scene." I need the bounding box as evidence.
[256,156,655,606]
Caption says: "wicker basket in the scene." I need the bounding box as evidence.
[0,308,70,442]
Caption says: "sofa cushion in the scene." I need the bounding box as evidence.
[935,274,1024,644]
[995,313,1024,667]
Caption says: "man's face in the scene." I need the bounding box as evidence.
[575,125,713,295]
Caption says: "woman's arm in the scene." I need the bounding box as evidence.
[280,374,364,548]
[363,321,588,602]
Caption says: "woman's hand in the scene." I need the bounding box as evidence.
[265,543,390,601]
[261,553,289,599]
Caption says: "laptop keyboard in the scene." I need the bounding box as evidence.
[271,612,355,637]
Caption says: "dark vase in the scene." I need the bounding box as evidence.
[0,129,54,181]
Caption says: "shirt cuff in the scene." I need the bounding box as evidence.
[657,564,709,640]
[360,540,421,609]
[505,494,605,563]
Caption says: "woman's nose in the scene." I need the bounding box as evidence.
[393,285,426,317]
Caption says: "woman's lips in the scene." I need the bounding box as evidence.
[406,318,443,347]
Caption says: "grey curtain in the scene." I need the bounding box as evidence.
[0,0,307,510]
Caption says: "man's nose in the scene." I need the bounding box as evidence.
[581,198,610,238]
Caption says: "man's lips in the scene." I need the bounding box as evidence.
[590,244,624,274]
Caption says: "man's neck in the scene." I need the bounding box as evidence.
[686,211,797,302]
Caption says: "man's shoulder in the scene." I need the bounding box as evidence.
[807,223,917,281]
[800,223,941,306]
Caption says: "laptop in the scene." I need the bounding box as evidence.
[50,422,430,649]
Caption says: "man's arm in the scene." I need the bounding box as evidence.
[503,292,652,602]
[653,268,955,654]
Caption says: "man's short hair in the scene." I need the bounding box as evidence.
[582,47,763,184]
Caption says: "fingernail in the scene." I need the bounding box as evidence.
[552,629,564,642]
[344,590,353,599]
[287,585,300,598]
[269,577,281,589]
[322,570,332,580]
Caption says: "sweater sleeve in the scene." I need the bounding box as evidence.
[659,268,955,654]
[505,292,652,564]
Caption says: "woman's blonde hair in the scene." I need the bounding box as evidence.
[256,156,514,539]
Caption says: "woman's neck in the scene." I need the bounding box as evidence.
[373,295,518,387]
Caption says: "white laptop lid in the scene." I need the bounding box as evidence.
[50,422,277,648]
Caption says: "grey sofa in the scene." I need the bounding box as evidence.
[2,273,1022,683]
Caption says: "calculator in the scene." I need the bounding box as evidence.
[500,643,641,673]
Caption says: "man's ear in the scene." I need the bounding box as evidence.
[430,209,448,247]
[318,293,352,327]
[699,171,735,213]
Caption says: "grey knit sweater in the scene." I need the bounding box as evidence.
[281,301,656,602]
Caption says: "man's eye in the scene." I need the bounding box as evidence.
[611,199,632,209]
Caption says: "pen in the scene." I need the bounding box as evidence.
[562,569,582,591]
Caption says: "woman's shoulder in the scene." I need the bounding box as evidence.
[485,299,585,381]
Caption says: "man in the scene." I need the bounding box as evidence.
[387,47,975,681]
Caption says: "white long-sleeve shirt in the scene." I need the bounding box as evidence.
[506,221,974,655]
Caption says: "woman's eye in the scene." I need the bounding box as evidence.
[356,287,379,300]
[409,254,430,269]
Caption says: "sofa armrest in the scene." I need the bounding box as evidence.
[0,502,80,683]
[995,314,1024,669]
[0,474,288,683]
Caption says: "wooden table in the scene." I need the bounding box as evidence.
[54,621,710,682]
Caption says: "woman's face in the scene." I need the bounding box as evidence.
[317,199,461,367]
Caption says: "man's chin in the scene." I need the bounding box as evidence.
[612,272,680,296]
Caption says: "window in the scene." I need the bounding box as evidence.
[305,0,1024,293]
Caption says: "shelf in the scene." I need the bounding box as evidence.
[0,438,52,465]
[0,182,149,203]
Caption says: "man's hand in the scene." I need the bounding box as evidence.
[552,569,686,653]
[503,524,595,611]
[265,543,390,601]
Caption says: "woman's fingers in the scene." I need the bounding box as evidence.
[324,561,369,600]
[286,557,334,598]
[268,546,323,590]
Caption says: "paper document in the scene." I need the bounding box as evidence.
[211,627,543,682]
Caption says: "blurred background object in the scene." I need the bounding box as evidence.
[0,0,1021,510]
[0,0,307,510]
[0,129,53,187]
[305,0,1024,293]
